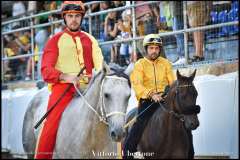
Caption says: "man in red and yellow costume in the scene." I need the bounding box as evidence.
[34,1,103,159]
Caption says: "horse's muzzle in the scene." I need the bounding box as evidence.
[110,127,126,142]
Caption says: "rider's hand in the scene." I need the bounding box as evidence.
[150,93,163,103]
[59,73,81,87]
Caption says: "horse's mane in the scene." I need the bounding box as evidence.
[108,67,131,87]
[82,65,130,95]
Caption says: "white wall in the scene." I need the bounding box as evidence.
[193,72,238,158]
[1,88,39,157]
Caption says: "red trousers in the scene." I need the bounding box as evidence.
[35,83,76,159]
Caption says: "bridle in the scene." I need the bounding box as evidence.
[159,81,200,122]
[74,74,129,125]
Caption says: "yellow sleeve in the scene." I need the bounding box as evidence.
[166,61,176,85]
[130,62,153,101]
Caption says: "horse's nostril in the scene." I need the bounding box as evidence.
[191,121,199,129]
[111,131,116,138]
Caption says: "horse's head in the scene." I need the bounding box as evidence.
[99,62,132,141]
[166,69,200,130]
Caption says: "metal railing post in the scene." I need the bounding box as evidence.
[1,35,4,82]
[131,1,137,62]
[49,15,54,37]
[30,16,35,80]
[88,4,92,35]
[183,1,189,64]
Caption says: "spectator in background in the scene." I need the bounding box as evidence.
[12,1,26,17]
[90,2,101,38]
[3,34,22,81]
[187,1,211,62]
[112,1,125,20]
[25,27,49,81]
[159,1,173,31]
[50,2,64,34]
[28,1,37,14]
[117,9,132,66]
[97,2,112,63]
[25,2,51,80]
[12,1,26,28]
[170,1,185,65]
[135,1,154,36]
[104,9,121,63]
[135,1,158,58]
[6,27,31,80]
[14,30,32,80]
[99,1,111,40]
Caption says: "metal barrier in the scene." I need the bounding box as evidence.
[1,1,239,83]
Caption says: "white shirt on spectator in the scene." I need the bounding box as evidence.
[12,2,26,17]
[28,1,37,13]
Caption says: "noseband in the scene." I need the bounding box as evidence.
[74,72,130,125]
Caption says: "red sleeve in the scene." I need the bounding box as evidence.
[41,34,62,83]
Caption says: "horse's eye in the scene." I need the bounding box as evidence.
[104,93,110,99]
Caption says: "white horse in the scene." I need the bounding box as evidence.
[22,62,133,158]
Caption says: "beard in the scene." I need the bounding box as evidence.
[147,53,160,61]
[69,27,79,32]
[66,22,81,32]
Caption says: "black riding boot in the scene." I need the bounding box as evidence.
[122,99,158,159]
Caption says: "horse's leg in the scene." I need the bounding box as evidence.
[187,130,194,158]
[34,123,45,158]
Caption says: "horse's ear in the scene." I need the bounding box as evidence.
[102,61,111,75]
[189,69,197,81]
[176,69,182,80]
[124,62,134,76]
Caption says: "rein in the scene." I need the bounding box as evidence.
[73,74,129,125]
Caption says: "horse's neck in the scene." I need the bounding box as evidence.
[162,97,184,131]
[78,73,113,149]
[158,101,188,144]
[78,72,103,125]
[144,105,188,155]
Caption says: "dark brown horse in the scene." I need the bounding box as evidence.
[126,69,200,159]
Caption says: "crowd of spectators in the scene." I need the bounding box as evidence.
[2,1,239,82]
[3,1,63,82]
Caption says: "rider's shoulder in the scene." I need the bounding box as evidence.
[135,58,146,67]
[48,31,65,41]
[80,31,97,42]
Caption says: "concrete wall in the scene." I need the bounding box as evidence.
[1,88,39,157]
[193,72,238,158]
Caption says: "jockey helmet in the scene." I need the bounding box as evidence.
[61,1,85,16]
[143,34,163,56]
[143,34,163,47]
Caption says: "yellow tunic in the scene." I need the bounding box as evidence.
[130,57,175,101]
